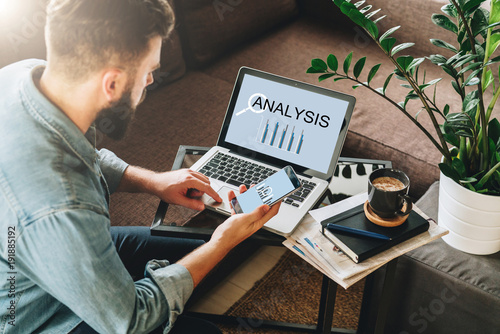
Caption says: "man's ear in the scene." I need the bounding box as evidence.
[102,68,128,103]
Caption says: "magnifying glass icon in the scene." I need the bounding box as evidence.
[235,93,267,116]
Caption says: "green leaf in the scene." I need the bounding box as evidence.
[407,57,426,72]
[340,2,357,16]
[318,73,335,82]
[442,123,460,147]
[419,78,442,91]
[382,73,394,94]
[439,162,461,183]
[441,3,457,18]
[367,63,381,84]
[364,19,379,39]
[452,158,467,178]
[354,1,366,8]
[334,77,348,82]
[456,62,482,76]
[432,14,459,34]
[452,80,462,95]
[444,104,450,116]
[381,37,397,53]
[311,58,328,72]
[353,57,366,78]
[343,52,353,75]
[396,55,414,71]
[365,8,381,19]
[471,7,489,37]
[453,54,479,68]
[490,0,500,24]
[487,33,500,59]
[463,73,481,87]
[483,69,494,91]
[430,39,458,52]
[460,177,478,184]
[359,5,372,14]
[379,26,400,42]
[391,43,415,56]
[489,118,500,147]
[327,54,339,72]
[373,15,386,24]
[428,54,448,66]
[307,66,325,74]
[462,0,485,16]
[463,90,479,112]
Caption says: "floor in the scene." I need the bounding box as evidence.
[188,245,287,314]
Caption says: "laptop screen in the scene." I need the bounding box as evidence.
[218,67,355,180]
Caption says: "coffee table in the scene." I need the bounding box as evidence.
[151,145,394,333]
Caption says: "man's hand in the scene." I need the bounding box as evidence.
[177,184,280,287]
[213,184,281,250]
[149,169,222,210]
[116,166,222,210]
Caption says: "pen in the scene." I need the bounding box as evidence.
[326,223,391,241]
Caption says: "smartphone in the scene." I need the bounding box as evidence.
[230,165,301,214]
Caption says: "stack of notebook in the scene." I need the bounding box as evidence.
[320,203,430,263]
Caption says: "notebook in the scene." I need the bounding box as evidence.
[320,204,430,263]
[190,67,355,236]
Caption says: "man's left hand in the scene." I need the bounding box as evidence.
[150,169,222,211]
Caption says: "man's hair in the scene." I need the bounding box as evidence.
[45,0,174,80]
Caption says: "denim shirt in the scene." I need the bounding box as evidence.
[0,60,193,333]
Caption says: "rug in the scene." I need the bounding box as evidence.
[217,250,364,333]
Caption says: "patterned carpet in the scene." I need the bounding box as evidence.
[217,250,364,334]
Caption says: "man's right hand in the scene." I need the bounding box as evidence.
[211,185,280,251]
[176,184,280,287]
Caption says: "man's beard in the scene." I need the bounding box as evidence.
[95,87,147,140]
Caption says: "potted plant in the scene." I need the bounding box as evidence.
[307,0,500,254]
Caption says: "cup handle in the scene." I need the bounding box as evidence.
[397,194,413,216]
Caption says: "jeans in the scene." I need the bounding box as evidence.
[71,226,222,334]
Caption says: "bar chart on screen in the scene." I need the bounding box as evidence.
[256,117,304,155]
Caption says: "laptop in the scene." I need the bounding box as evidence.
[190,67,355,236]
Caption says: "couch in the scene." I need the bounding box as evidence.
[2,0,499,333]
[1,0,459,226]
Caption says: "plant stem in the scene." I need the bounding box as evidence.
[379,44,452,162]
[353,23,451,163]
[487,86,500,121]
[337,73,450,158]
[451,0,489,169]
[477,161,500,188]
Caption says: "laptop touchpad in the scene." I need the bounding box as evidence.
[204,186,239,215]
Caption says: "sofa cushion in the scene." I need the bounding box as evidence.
[174,0,299,68]
[155,0,186,86]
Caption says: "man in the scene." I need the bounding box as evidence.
[0,0,279,333]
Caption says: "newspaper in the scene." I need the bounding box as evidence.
[283,193,448,289]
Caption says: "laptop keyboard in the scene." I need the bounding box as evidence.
[198,152,317,207]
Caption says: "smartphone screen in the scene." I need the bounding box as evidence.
[231,166,301,214]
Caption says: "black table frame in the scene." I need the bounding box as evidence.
[150,145,397,334]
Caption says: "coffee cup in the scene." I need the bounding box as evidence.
[368,168,413,218]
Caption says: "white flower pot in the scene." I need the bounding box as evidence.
[438,172,500,255]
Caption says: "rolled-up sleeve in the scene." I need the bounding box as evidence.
[97,148,129,194]
[16,209,193,334]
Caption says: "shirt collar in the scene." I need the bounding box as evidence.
[21,62,99,174]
